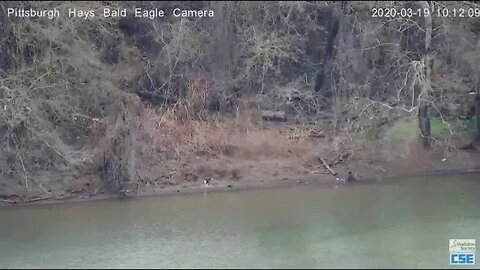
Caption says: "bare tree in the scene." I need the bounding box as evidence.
[476,89,480,139]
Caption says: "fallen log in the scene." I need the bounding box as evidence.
[261,110,287,122]
[0,199,18,204]
[0,194,66,204]
[27,196,54,203]
[320,157,337,176]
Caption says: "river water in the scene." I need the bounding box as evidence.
[0,175,479,269]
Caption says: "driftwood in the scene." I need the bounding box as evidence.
[0,194,68,204]
[26,196,53,203]
[261,110,287,122]
[320,157,337,176]
[0,199,18,204]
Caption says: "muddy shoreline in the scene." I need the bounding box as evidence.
[1,167,479,208]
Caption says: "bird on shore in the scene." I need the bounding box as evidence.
[346,171,357,183]
[203,177,212,186]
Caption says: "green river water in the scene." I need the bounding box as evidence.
[0,175,479,268]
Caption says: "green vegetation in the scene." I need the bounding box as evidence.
[384,117,456,142]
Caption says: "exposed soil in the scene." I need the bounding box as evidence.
[2,2,480,210]
[1,121,479,207]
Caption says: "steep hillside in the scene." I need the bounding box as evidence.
[0,1,479,203]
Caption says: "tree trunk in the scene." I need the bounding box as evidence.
[314,9,340,94]
[418,1,433,148]
[418,103,431,147]
[476,92,480,139]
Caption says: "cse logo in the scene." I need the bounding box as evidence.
[449,239,476,266]
[450,253,475,265]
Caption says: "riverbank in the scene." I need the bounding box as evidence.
[2,163,480,208]
[2,118,480,208]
